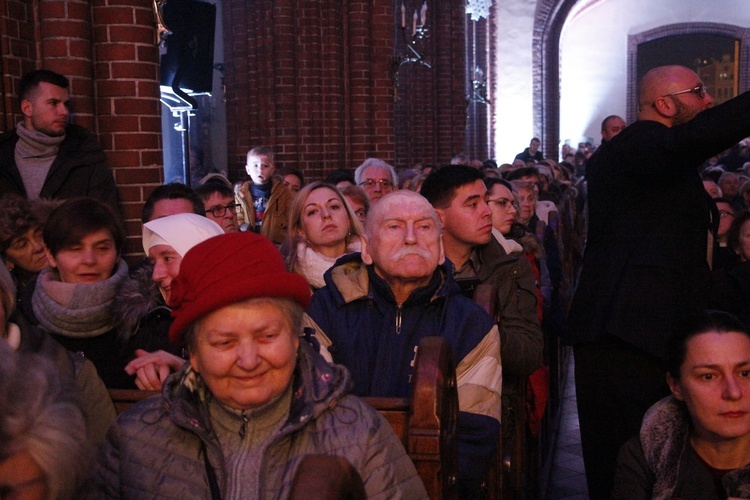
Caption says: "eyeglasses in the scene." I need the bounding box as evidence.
[0,476,45,500]
[359,179,394,190]
[719,209,735,218]
[205,203,237,218]
[661,84,707,99]
[487,198,520,210]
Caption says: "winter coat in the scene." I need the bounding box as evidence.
[0,124,118,211]
[471,236,543,379]
[12,312,116,445]
[236,177,292,245]
[304,253,502,483]
[88,341,427,499]
[613,395,750,499]
[111,260,181,357]
[22,261,135,389]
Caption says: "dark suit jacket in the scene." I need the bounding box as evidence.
[0,124,119,212]
[567,91,750,358]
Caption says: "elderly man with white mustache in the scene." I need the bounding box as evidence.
[304,190,502,497]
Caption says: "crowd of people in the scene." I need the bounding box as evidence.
[2,65,750,499]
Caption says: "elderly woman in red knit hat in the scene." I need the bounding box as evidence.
[90,231,427,499]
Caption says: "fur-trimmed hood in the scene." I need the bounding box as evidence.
[641,395,750,499]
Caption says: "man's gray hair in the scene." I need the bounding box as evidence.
[0,343,92,499]
[354,158,398,186]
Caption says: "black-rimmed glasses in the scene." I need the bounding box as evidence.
[205,203,238,218]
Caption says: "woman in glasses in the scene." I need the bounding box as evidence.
[283,181,363,290]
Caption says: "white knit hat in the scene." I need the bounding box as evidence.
[142,213,224,257]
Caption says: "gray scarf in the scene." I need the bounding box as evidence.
[32,259,128,338]
[15,122,65,199]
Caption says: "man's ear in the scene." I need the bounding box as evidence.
[434,207,446,226]
[666,373,683,401]
[20,99,32,119]
[361,235,373,265]
[653,96,676,118]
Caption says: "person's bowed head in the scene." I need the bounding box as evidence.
[0,342,92,500]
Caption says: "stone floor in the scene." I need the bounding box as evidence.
[544,354,589,499]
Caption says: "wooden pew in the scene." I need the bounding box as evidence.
[108,336,459,500]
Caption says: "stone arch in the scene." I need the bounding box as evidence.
[532,0,578,160]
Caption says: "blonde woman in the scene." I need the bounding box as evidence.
[284,181,363,289]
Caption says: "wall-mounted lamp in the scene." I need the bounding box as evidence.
[394,1,431,72]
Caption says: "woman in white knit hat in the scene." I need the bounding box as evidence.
[120,213,224,391]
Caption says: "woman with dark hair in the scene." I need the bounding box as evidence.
[21,197,132,388]
[283,181,363,290]
[613,310,750,498]
[0,196,57,304]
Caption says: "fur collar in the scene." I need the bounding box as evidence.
[111,261,166,341]
[641,395,750,498]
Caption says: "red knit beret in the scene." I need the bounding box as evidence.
[168,232,312,346]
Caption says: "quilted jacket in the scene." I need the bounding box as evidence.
[88,341,427,499]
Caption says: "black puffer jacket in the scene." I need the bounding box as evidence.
[111,260,181,357]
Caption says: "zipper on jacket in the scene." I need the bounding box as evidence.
[239,410,248,440]
[395,306,402,335]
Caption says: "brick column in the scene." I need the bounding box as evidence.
[0,0,37,130]
[92,0,162,256]
[39,0,96,131]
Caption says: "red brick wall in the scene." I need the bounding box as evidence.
[224,0,467,180]
[0,0,163,257]
[224,0,394,182]
[393,0,467,170]
[0,0,38,130]
[92,0,162,255]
